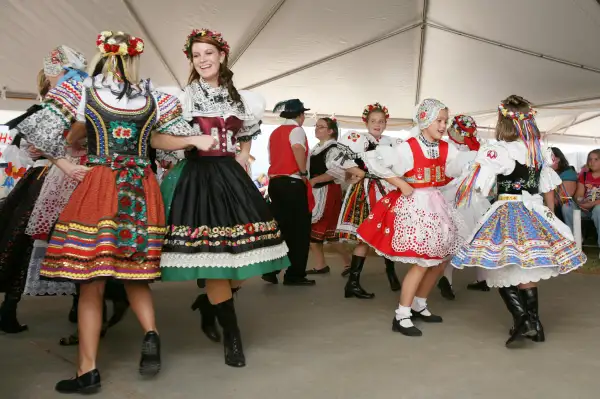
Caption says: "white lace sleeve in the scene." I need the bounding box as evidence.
[539,147,562,193]
[325,146,347,183]
[237,90,265,142]
[446,142,477,178]
[362,141,414,178]
[472,144,515,195]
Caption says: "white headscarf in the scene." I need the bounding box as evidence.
[409,98,448,137]
[43,45,87,77]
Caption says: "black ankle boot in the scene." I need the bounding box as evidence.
[344,255,375,299]
[498,286,536,347]
[0,296,28,334]
[384,259,401,292]
[191,294,221,343]
[55,369,101,394]
[215,298,245,367]
[68,294,79,324]
[139,331,161,376]
[437,276,455,300]
[521,287,544,342]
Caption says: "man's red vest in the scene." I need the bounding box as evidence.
[268,124,309,176]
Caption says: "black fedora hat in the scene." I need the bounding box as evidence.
[273,99,310,119]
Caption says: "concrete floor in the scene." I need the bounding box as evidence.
[1,254,600,399]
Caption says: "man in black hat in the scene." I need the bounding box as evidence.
[262,99,315,286]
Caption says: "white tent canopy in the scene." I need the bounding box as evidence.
[2,0,600,144]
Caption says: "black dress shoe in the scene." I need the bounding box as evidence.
[283,278,316,286]
[262,274,279,284]
[392,317,422,337]
[139,331,161,376]
[467,280,490,292]
[411,308,443,323]
[437,276,456,300]
[306,266,330,275]
[55,369,101,394]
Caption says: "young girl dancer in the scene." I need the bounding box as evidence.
[307,117,350,274]
[355,99,467,336]
[437,115,490,300]
[451,95,586,347]
[335,103,401,298]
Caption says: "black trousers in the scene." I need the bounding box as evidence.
[265,176,311,281]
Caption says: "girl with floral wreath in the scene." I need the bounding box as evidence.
[354,99,469,337]
[153,29,289,368]
[0,47,87,334]
[437,114,491,300]
[333,103,402,299]
[451,95,586,347]
[16,31,213,393]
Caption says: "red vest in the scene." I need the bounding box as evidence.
[268,124,308,176]
[404,137,452,188]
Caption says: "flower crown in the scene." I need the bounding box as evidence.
[362,102,389,122]
[450,115,477,137]
[96,31,144,57]
[183,29,230,59]
[498,102,536,121]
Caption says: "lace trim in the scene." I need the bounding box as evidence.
[184,79,253,120]
[160,243,289,268]
[83,73,151,99]
[23,241,76,296]
[418,134,440,159]
[484,265,560,288]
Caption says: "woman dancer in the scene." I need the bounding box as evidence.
[306,117,350,274]
[0,57,83,333]
[335,103,401,298]
[451,95,586,347]
[437,115,490,300]
[16,31,212,393]
[355,99,467,336]
[154,29,289,368]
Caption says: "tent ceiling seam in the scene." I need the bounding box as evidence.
[414,0,428,105]
[426,22,600,75]
[122,0,183,88]
[230,0,288,67]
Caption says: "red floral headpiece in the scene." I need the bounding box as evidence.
[362,102,389,123]
[96,31,144,57]
[183,29,230,59]
[450,115,477,137]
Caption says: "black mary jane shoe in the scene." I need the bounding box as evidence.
[55,369,101,394]
[411,308,443,323]
[392,317,422,337]
[467,280,490,292]
[306,266,330,275]
[139,331,161,377]
[437,276,456,300]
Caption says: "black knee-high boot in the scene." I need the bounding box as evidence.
[520,287,544,342]
[214,298,245,367]
[0,293,27,333]
[191,293,221,343]
[384,258,401,291]
[498,286,535,347]
[344,255,375,299]
[104,281,129,328]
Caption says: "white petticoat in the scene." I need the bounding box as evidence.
[23,240,76,296]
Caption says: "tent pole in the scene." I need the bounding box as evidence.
[556,113,600,133]
[121,0,183,88]
[414,0,428,105]
[242,21,423,90]
[426,22,600,75]
[230,0,288,67]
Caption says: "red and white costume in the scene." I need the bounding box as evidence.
[357,135,468,266]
